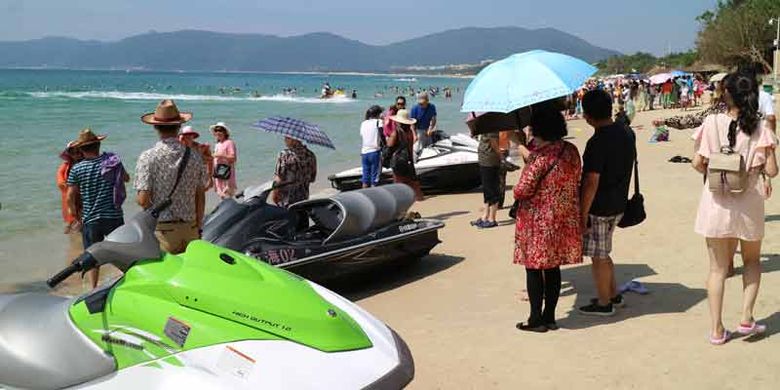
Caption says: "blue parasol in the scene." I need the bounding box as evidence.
[252,116,336,149]
[461,50,598,113]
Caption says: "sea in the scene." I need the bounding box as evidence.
[0,69,471,248]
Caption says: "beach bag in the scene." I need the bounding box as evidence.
[618,160,646,228]
[708,120,748,193]
[214,163,232,180]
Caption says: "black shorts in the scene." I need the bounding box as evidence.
[480,166,502,205]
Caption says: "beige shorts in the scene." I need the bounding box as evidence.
[155,221,199,254]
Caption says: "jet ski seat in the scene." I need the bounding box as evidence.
[290,184,415,244]
[0,293,115,389]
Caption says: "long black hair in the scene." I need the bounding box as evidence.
[723,69,759,146]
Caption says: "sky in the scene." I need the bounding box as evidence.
[0,0,717,56]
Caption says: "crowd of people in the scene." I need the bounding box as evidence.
[56,99,319,287]
[56,66,779,345]
[511,68,778,344]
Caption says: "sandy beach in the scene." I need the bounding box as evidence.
[2,99,779,388]
[347,101,780,389]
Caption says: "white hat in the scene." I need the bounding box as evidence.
[209,122,231,135]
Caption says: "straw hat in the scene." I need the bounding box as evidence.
[180,126,200,139]
[140,99,192,125]
[210,122,231,136]
[390,109,417,125]
[73,128,107,148]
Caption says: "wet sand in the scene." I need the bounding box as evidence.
[2,100,779,388]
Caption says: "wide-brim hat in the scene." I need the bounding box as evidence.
[210,121,231,136]
[141,99,192,125]
[73,128,107,148]
[390,109,417,125]
[180,125,200,139]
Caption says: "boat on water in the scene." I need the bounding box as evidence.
[202,183,444,283]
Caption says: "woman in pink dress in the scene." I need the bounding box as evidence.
[513,105,583,333]
[692,70,778,345]
[211,122,238,199]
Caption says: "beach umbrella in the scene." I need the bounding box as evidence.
[460,50,598,114]
[252,116,336,149]
[649,73,672,85]
[670,70,687,77]
[710,72,728,83]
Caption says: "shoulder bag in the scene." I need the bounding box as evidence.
[153,147,191,213]
[617,159,646,228]
[708,118,749,193]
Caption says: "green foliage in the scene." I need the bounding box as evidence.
[695,0,780,71]
[596,51,698,75]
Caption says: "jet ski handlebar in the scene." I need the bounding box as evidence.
[46,252,98,288]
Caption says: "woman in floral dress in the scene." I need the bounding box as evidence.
[514,105,583,333]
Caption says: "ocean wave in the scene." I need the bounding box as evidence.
[23,91,355,104]
[393,78,418,82]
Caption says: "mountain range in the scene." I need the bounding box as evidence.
[0,27,620,73]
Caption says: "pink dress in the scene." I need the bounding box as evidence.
[694,113,778,241]
[213,139,237,198]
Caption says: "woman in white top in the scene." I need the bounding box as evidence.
[359,105,384,187]
[692,70,778,345]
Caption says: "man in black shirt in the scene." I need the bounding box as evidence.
[578,90,637,316]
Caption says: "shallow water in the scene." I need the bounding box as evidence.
[0,69,470,241]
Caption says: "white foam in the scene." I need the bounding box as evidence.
[393,78,418,82]
[25,91,356,104]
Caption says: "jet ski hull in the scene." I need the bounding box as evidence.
[328,161,481,194]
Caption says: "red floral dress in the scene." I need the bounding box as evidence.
[513,141,583,269]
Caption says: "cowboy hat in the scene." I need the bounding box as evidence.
[210,122,231,136]
[73,128,107,148]
[180,125,200,139]
[390,109,417,125]
[141,99,192,125]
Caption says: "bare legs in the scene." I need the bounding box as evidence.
[706,238,762,339]
[591,257,616,305]
[481,203,498,224]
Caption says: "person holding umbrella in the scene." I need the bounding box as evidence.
[253,116,331,207]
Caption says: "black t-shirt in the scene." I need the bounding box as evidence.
[582,122,637,216]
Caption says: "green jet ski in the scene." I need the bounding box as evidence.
[0,204,414,389]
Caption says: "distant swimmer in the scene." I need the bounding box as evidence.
[351,90,357,99]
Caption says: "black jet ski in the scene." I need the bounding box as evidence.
[202,183,444,282]
[328,131,520,194]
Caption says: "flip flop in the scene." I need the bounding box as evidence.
[709,330,732,346]
[618,280,650,295]
[736,322,767,336]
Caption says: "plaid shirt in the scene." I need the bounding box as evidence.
[135,138,207,222]
[274,144,317,207]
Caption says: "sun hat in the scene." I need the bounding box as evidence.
[73,128,107,148]
[140,99,193,125]
[210,121,231,136]
[390,109,417,125]
[59,140,79,160]
[180,125,200,139]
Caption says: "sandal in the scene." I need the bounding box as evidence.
[736,322,767,336]
[516,322,548,333]
[470,218,483,226]
[709,330,731,346]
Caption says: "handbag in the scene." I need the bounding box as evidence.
[509,143,566,219]
[617,159,646,228]
[213,163,232,180]
[388,127,415,176]
[707,119,748,193]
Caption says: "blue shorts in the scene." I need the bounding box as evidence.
[361,151,381,186]
[82,217,124,249]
